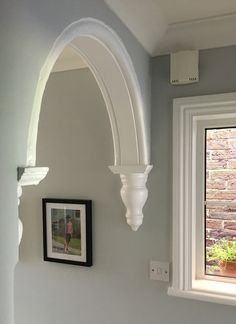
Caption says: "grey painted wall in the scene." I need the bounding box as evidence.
[16,46,236,324]
[150,45,236,323]
[1,2,150,321]
[16,68,156,324]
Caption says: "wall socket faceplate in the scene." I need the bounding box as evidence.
[149,261,170,282]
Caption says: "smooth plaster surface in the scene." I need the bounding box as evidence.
[1,1,150,322]
[16,68,163,324]
[15,46,236,324]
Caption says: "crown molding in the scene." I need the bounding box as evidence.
[104,1,236,56]
[154,13,236,56]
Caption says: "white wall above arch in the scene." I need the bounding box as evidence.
[25,17,152,231]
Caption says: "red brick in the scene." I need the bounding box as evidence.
[224,221,236,230]
[228,160,236,169]
[206,229,224,240]
[206,160,227,170]
[211,150,236,160]
[228,140,236,149]
[212,229,236,239]
[206,190,236,200]
[227,129,236,137]
[227,179,236,189]
[206,180,226,190]
[206,204,225,210]
[210,170,236,180]
[207,139,228,150]
[224,207,236,213]
[206,220,223,229]
[207,211,236,220]
[206,239,216,247]
[206,130,230,140]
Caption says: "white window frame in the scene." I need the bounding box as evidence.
[168,92,236,306]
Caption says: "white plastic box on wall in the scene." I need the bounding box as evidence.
[170,50,199,85]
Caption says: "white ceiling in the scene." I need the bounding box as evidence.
[104,0,236,56]
[53,0,236,71]
[152,0,236,23]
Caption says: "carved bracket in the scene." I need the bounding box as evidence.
[17,167,49,243]
[17,167,49,186]
[110,165,152,231]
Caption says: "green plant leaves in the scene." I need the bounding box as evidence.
[207,239,236,262]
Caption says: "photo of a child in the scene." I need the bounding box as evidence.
[51,208,81,256]
[43,198,92,267]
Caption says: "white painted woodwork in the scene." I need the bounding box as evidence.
[17,167,49,186]
[52,46,87,72]
[17,185,23,245]
[169,92,236,306]
[26,18,151,231]
[27,18,149,167]
[17,167,49,244]
[120,173,148,231]
[110,165,152,230]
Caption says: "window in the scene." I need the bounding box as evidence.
[205,127,236,279]
[168,93,236,306]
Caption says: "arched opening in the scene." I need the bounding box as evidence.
[18,18,152,235]
[15,16,152,324]
[27,18,149,168]
[15,46,117,323]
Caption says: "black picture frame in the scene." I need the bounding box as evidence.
[42,198,92,267]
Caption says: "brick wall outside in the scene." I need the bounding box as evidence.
[206,128,236,247]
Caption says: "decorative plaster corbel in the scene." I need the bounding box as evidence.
[17,184,23,244]
[17,167,49,186]
[17,167,49,243]
[109,165,152,231]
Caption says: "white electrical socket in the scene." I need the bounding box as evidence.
[150,261,170,282]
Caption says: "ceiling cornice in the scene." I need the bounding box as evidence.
[169,11,236,27]
[104,0,236,57]
[155,13,236,56]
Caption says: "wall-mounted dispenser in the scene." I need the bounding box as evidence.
[170,50,199,85]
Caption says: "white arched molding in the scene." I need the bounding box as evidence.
[26,18,152,231]
[17,167,49,243]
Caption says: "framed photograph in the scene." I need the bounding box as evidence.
[42,198,92,267]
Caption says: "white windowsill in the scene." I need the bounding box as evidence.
[168,279,236,306]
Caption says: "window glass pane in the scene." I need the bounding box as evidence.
[205,128,236,278]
